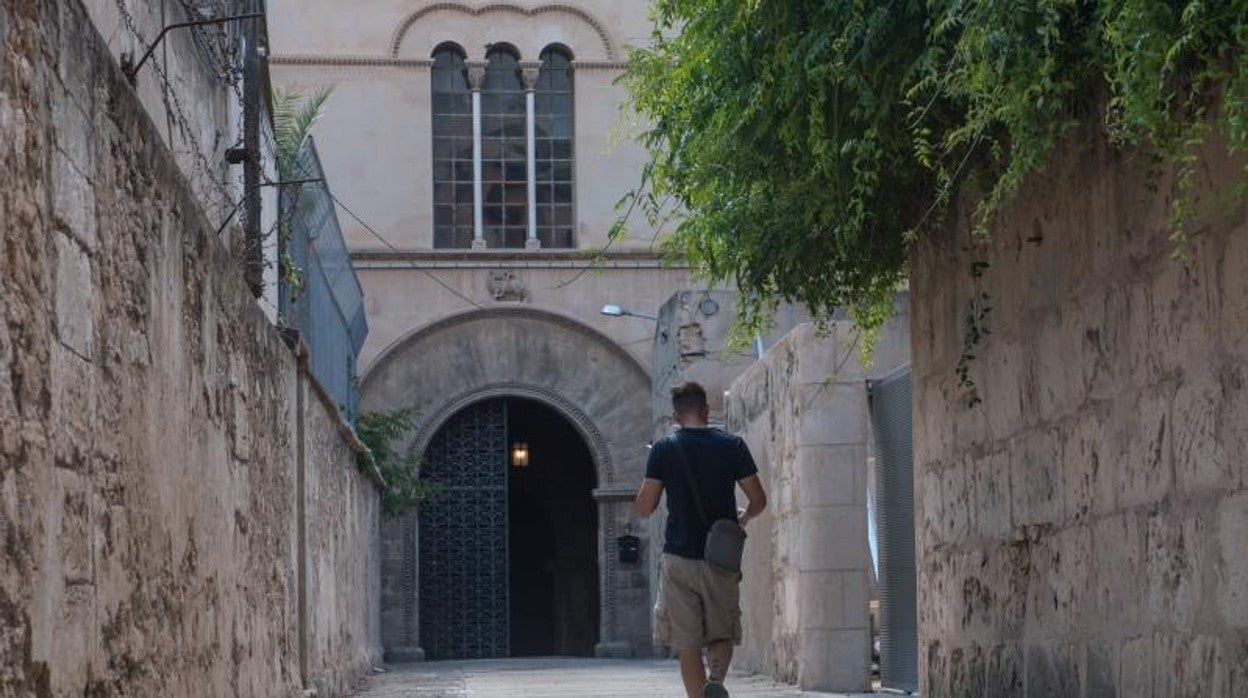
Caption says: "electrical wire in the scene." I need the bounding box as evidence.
[325,192,483,310]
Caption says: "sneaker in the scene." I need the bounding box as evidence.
[703,679,729,698]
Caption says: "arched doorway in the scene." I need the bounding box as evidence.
[418,396,600,659]
[364,308,654,660]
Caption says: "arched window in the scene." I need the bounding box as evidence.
[431,44,473,248]
[535,47,574,248]
[481,46,527,248]
[430,43,576,250]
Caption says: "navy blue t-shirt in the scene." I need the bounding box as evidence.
[645,427,759,559]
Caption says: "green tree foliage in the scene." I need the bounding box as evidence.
[356,409,439,518]
[273,86,332,180]
[623,0,1248,336]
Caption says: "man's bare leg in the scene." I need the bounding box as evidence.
[678,649,706,698]
[706,640,734,683]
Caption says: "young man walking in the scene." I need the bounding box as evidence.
[635,382,768,698]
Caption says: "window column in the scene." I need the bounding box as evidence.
[466,60,487,249]
[520,61,542,249]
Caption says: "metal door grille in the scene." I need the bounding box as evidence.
[869,365,917,692]
[419,400,510,659]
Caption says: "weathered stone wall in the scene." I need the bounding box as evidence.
[302,374,384,694]
[0,1,379,694]
[911,125,1248,695]
[724,323,877,693]
[79,0,237,223]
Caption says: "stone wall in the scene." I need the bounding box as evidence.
[0,1,379,694]
[301,372,384,694]
[79,0,238,225]
[724,323,876,693]
[910,124,1248,695]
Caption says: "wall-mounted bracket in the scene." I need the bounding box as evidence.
[122,12,265,84]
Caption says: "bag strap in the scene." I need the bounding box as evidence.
[669,432,711,528]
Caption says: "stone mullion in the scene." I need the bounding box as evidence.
[520,61,542,250]
[467,60,487,249]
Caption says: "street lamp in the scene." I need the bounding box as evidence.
[600,303,657,321]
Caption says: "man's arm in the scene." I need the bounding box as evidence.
[737,474,767,526]
[635,478,663,518]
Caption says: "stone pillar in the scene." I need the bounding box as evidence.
[520,61,542,250]
[726,322,874,693]
[380,514,425,662]
[792,324,872,691]
[467,60,487,249]
[592,489,646,658]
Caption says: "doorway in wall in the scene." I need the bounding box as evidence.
[418,397,600,659]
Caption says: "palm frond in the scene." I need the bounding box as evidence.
[274,86,333,180]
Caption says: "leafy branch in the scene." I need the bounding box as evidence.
[356,408,440,518]
[621,0,1248,403]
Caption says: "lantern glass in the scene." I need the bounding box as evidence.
[511,442,530,469]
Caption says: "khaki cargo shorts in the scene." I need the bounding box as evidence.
[654,553,742,651]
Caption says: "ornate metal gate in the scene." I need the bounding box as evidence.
[419,399,509,659]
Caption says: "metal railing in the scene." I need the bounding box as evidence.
[279,137,368,421]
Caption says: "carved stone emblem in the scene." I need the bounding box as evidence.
[486,270,527,302]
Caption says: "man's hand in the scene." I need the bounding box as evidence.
[737,475,767,526]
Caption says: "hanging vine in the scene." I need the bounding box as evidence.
[622,0,1248,401]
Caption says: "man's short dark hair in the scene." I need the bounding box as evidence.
[671,381,708,415]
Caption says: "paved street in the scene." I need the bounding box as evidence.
[349,658,876,697]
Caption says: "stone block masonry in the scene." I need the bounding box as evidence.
[911,121,1248,696]
[725,323,878,693]
[0,0,380,695]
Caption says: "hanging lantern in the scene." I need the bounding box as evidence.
[511,442,530,469]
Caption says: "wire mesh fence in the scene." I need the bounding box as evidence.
[280,137,369,422]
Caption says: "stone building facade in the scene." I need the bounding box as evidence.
[268,1,699,659]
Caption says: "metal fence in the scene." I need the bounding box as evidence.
[279,137,368,421]
[868,364,917,693]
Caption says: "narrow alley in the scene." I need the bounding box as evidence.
[6,0,1248,696]
[350,659,876,698]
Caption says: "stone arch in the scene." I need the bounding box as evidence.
[361,306,652,484]
[364,307,652,659]
[390,3,617,60]
[410,382,614,484]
